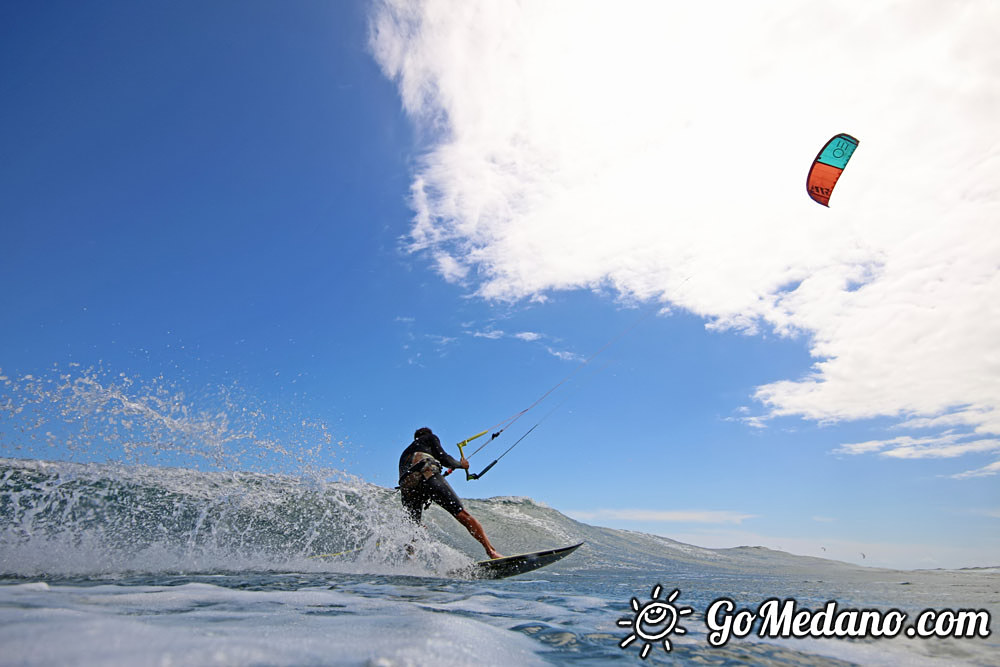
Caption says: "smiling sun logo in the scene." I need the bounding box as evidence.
[617,585,694,658]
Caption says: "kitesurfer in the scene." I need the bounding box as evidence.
[398,427,502,559]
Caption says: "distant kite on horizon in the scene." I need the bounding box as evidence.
[807,133,859,206]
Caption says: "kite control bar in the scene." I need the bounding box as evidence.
[444,424,537,481]
[443,429,500,480]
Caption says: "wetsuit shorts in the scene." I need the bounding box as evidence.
[400,473,464,523]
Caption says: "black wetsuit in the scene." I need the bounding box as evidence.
[398,433,464,522]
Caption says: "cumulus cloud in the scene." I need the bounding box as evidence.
[370,1,1000,469]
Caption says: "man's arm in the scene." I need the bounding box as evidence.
[430,438,464,470]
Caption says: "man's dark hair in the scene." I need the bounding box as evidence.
[414,427,433,440]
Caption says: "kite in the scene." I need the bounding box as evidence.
[807,133,859,206]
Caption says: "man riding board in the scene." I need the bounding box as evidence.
[398,427,502,560]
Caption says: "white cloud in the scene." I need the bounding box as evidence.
[882,439,1000,460]
[470,329,504,340]
[951,460,1000,480]
[433,251,468,282]
[370,1,1000,468]
[426,334,456,347]
[546,348,580,362]
[835,433,1000,459]
[465,327,581,360]
[567,509,756,525]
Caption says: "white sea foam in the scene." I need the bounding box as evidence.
[0,582,548,667]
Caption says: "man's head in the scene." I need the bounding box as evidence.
[414,427,433,440]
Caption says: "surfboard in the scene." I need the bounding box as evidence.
[452,542,584,579]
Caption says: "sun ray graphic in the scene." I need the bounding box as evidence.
[617,585,694,658]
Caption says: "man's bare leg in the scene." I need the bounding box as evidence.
[454,510,502,559]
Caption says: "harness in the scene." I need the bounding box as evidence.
[397,451,442,491]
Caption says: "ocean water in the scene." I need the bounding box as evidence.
[2,457,997,666]
[0,368,996,665]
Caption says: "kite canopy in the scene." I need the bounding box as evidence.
[807,133,859,206]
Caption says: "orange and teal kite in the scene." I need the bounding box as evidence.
[807,133,859,206]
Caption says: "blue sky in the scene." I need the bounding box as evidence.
[2,1,998,569]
